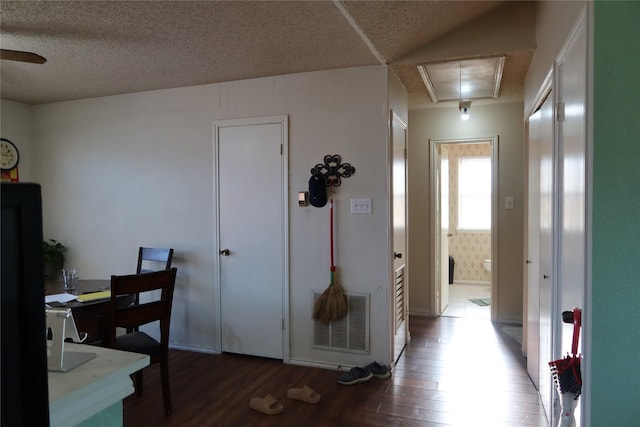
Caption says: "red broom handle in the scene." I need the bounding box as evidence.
[571,308,582,356]
[330,198,335,272]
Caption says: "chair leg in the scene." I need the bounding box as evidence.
[160,354,172,415]
[135,370,143,397]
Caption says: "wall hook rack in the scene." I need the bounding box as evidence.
[310,154,355,188]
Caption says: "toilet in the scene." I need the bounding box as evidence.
[482,259,491,273]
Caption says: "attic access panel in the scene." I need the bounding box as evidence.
[417,56,505,103]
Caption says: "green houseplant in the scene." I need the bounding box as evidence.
[42,239,67,280]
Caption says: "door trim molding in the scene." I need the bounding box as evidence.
[212,115,289,362]
[429,137,499,319]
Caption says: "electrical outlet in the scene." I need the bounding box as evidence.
[350,198,372,214]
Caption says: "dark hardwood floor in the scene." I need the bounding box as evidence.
[124,316,548,426]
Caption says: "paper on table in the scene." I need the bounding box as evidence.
[75,290,111,303]
[45,293,78,304]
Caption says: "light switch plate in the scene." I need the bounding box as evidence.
[298,191,308,207]
[505,196,514,210]
[351,198,372,214]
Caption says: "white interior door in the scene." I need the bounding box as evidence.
[538,96,555,420]
[526,99,545,389]
[555,21,586,425]
[431,141,449,315]
[215,116,287,360]
[391,112,408,364]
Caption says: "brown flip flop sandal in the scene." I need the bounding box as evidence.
[249,394,284,415]
[287,385,321,404]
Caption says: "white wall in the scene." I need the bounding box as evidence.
[388,69,408,125]
[0,100,35,180]
[408,103,525,323]
[4,65,397,366]
[525,1,586,113]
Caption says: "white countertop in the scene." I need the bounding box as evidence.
[48,343,149,427]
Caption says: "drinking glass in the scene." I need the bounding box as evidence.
[62,268,77,294]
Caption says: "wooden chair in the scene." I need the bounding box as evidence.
[130,247,174,333]
[137,247,174,274]
[107,268,178,415]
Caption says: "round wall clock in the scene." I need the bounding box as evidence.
[1,138,19,170]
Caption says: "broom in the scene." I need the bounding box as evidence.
[549,308,582,398]
[549,308,582,427]
[312,198,348,324]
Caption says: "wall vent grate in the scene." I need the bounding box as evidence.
[312,291,369,354]
[394,265,406,332]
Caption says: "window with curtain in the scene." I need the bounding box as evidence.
[458,156,491,231]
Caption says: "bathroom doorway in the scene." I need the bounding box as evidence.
[430,137,498,320]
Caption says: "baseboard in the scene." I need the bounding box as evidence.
[168,346,363,373]
[494,316,523,325]
[408,309,432,317]
[169,343,219,354]
[452,280,491,285]
[287,358,349,371]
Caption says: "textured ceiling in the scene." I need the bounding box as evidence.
[0,1,536,109]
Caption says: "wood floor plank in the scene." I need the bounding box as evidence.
[124,316,548,426]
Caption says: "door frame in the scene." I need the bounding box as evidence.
[429,137,499,319]
[212,115,289,362]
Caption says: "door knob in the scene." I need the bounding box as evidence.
[543,274,550,279]
[220,249,231,256]
[394,252,403,259]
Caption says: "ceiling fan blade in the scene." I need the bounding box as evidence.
[0,49,47,64]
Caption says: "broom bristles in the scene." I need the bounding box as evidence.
[312,282,348,324]
[312,290,329,321]
[549,356,582,398]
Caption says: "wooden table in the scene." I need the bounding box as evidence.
[46,279,110,296]
[46,279,125,344]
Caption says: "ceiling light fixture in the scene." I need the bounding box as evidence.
[458,64,470,120]
[459,102,471,120]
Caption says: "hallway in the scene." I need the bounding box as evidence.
[441,282,492,320]
[394,315,545,425]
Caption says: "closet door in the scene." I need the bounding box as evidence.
[526,102,543,389]
[391,112,408,364]
[554,16,587,425]
[215,116,288,360]
[537,94,555,421]
[527,10,587,426]
[526,84,554,422]
[557,15,587,357]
